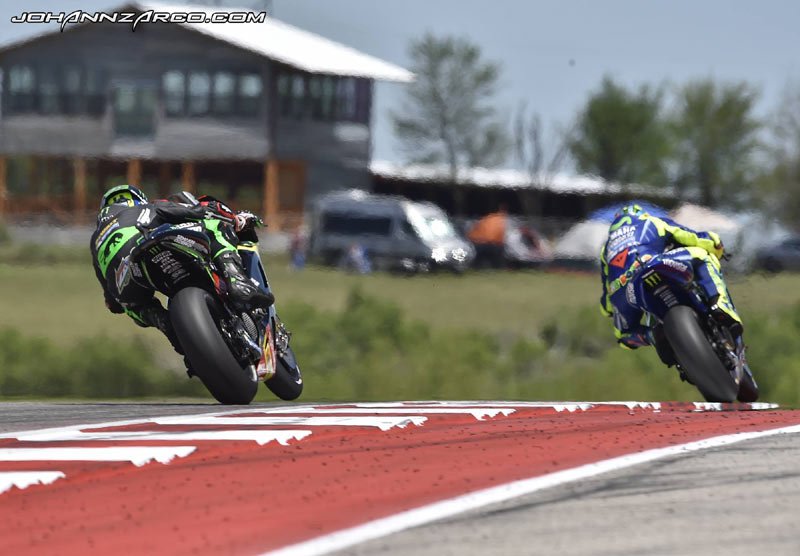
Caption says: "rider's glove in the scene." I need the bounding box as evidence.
[707,231,724,259]
[234,211,263,232]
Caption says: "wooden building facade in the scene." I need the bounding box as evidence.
[0,2,412,227]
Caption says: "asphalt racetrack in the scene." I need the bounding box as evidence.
[1,401,799,556]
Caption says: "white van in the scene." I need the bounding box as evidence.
[308,190,475,273]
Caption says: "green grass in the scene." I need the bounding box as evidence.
[2,256,800,345]
[3,254,800,403]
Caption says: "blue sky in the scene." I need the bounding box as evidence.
[2,1,799,165]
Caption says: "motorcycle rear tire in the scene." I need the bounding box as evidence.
[170,287,258,405]
[663,305,738,403]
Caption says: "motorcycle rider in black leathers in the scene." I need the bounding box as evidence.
[90,184,273,363]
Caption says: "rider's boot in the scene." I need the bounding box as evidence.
[694,258,743,338]
[214,251,274,310]
[709,294,743,338]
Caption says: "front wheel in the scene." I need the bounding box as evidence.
[663,305,738,403]
[737,367,760,403]
[265,346,303,401]
[170,287,258,405]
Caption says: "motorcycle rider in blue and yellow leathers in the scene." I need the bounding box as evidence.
[599,204,742,355]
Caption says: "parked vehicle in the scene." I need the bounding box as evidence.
[125,221,302,404]
[308,190,475,273]
[754,236,800,273]
[615,250,759,403]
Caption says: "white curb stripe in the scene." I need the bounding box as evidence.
[16,429,312,446]
[262,423,800,556]
[0,471,66,494]
[260,407,516,420]
[151,415,428,431]
[0,446,196,466]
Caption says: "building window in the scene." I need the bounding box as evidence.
[277,73,291,117]
[337,77,357,121]
[212,72,235,116]
[355,78,371,124]
[163,70,185,116]
[310,75,337,120]
[237,73,262,116]
[62,65,82,115]
[85,68,106,116]
[8,65,36,113]
[37,66,60,115]
[320,75,337,121]
[188,71,210,116]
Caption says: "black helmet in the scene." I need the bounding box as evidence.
[100,184,148,209]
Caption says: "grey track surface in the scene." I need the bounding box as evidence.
[0,401,291,433]
[335,434,800,556]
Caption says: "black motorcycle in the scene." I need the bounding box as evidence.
[119,221,303,404]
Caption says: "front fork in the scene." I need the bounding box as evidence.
[704,314,745,386]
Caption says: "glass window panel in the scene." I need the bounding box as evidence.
[290,74,305,119]
[188,71,210,116]
[163,70,185,116]
[321,76,336,120]
[237,73,262,116]
[61,66,82,115]
[277,73,291,116]
[38,66,59,114]
[338,77,357,121]
[213,72,235,115]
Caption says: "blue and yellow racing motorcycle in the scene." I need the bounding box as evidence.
[616,249,759,403]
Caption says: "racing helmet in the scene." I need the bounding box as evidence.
[100,184,148,208]
[613,203,645,221]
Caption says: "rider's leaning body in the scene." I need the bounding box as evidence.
[90,185,272,358]
[599,204,742,350]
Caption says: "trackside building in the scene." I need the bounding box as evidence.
[0,1,413,227]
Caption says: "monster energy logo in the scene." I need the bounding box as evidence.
[643,273,662,287]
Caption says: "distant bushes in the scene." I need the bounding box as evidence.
[278,288,700,402]
[0,243,90,265]
[0,328,206,399]
[3,287,797,404]
[279,288,799,404]
[0,220,10,245]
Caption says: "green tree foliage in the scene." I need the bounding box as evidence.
[569,76,671,187]
[392,33,510,180]
[758,82,800,223]
[671,79,761,207]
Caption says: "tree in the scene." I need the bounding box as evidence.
[391,33,511,185]
[759,82,800,223]
[671,79,761,207]
[513,103,572,216]
[569,76,671,187]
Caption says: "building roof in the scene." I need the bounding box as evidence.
[0,1,414,83]
[369,160,674,197]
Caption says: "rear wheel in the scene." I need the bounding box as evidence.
[170,287,258,405]
[663,305,738,403]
